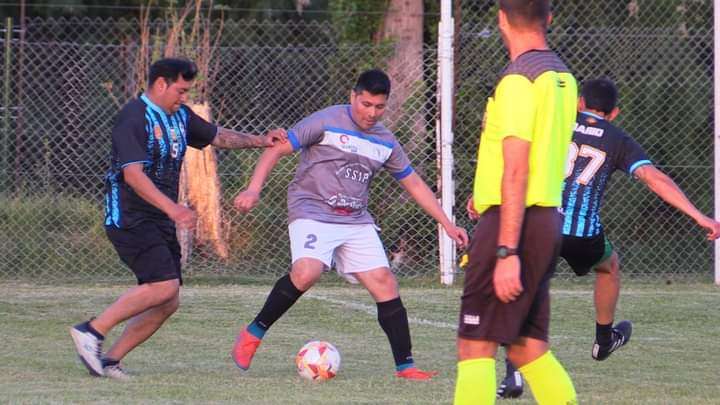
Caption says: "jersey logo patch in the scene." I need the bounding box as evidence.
[153,124,163,141]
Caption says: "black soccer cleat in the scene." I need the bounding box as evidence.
[592,320,632,361]
[497,369,524,399]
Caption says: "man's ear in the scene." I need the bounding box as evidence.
[578,96,586,112]
[155,77,168,93]
[498,9,509,32]
[607,107,620,122]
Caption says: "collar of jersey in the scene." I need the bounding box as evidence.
[140,93,171,116]
[580,111,605,121]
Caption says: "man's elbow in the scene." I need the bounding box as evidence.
[504,164,529,183]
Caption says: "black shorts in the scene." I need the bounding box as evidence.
[105,221,182,285]
[458,206,562,345]
[560,230,613,276]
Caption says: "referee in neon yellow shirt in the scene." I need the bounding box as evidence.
[454,1,578,404]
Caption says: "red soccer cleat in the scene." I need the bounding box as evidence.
[395,367,439,381]
[231,326,262,371]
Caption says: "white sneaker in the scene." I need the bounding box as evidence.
[103,363,131,381]
[70,322,104,376]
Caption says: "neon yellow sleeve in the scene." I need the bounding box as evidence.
[492,75,536,142]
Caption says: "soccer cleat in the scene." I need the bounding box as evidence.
[232,326,262,371]
[103,363,131,381]
[70,322,104,377]
[497,369,524,399]
[592,320,632,361]
[395,367,438,381]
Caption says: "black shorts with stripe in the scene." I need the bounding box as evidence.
[560,229,613,276]
[458,206,562,344]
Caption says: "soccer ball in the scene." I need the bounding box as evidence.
[295,340,341,381]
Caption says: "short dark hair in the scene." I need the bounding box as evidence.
[581,78,618,114]
[499,0,550,30]
[148,58,198,86]
[353,69,391,96]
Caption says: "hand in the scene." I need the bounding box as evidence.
[697,215,720,240]
[493,255,523,303]
[234,189,260,213]
[466,194,479,220]
[169,204,197,231]
[261,128,288,147]
[444,224,469,249]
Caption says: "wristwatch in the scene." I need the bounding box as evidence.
[496,245,518,259]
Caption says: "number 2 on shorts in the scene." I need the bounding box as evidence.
[304,234,317,249]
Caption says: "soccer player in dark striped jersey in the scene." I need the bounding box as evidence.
[496,78,720,398]
[70,58,286,379]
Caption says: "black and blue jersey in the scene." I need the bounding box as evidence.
[562,111,651,237]
[104,94,217,229]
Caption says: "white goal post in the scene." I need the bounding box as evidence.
[438,0,456,285]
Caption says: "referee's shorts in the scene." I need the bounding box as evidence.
[458,206,562,344]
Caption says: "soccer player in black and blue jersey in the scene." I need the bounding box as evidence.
[70,58,286,380]
[495,78,720,398]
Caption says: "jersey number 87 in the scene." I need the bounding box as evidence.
[565,142,606,185]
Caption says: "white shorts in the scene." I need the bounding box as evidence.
[288,219,390,283]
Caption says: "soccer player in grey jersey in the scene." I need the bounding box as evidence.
[231,69,469,380]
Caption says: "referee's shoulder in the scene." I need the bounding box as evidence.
[501,50,571,83]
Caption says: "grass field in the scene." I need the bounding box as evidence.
[1,280,719,404]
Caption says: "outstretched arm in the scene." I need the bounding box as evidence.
[634,164,720,239]
[233,140,294,213]
[212,127,287,149]
[398,172,469,248]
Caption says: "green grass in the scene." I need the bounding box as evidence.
[1,281,719,404]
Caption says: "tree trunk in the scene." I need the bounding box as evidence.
[375,0,424,268]
[375,0,425,154]
[178,102,229,266]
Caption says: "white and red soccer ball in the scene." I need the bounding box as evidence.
[295,340,341,381]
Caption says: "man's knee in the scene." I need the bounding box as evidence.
[145,279,180,304]
[357,267,398,300]
[506,337,549,367]
[159,294,180,317]
[290,259,324,291]
[594,252,620,277]
[457,338,498,361]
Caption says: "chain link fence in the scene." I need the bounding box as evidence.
[0,1,715,283]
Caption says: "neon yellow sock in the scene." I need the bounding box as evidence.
[453,358,495,405]
[519,351,577,405]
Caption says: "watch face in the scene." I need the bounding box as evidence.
[497,247,508,257]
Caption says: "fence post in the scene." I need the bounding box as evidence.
[714,0,720,285]
[2,17,11,192]
[438,0,455,285]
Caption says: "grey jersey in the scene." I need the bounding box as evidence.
[286,105,413,224]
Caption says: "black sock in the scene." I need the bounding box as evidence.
[249,274,304,339]
[101,357,119,367]
[505,357,517,376]
[85,320,105,340]
[596,321,613,346]
[377,297,413,370]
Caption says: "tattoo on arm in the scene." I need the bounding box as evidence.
[212,127,263,149]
